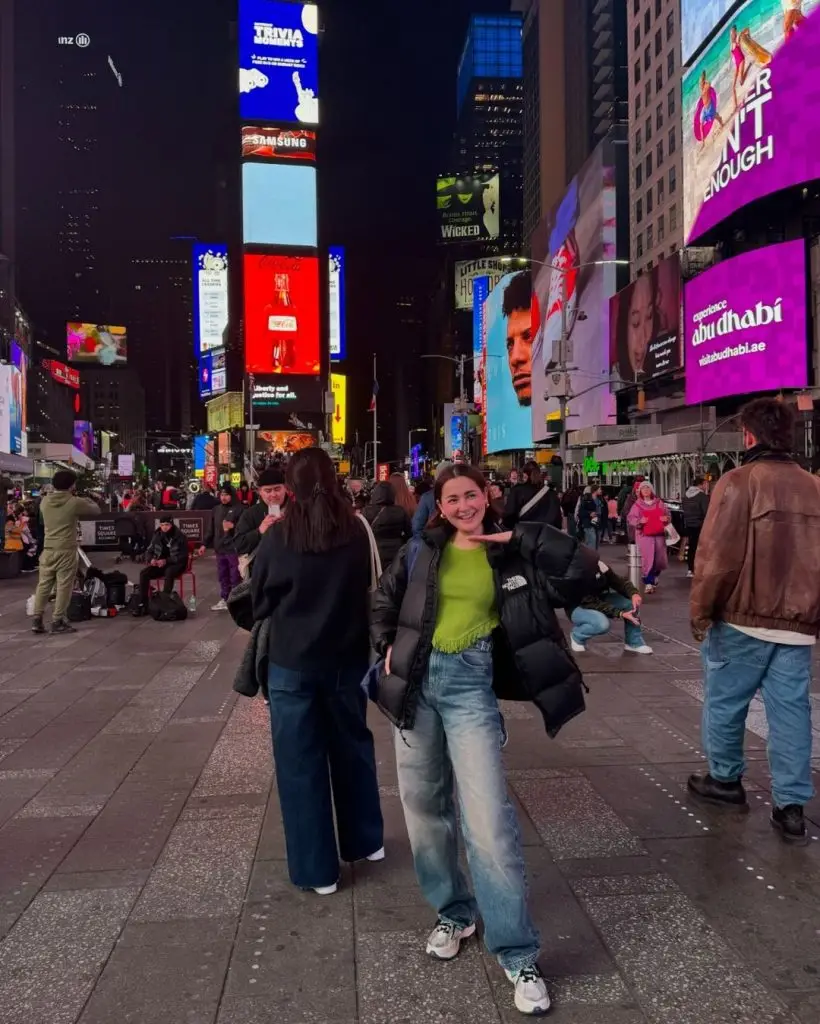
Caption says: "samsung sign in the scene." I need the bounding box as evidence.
[328,247,347,360]
[238,0,319,125]
[193,244,229,357]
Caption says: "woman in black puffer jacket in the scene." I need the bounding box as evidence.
[362,481,412,568]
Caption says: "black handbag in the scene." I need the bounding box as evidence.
[227,579,254,632]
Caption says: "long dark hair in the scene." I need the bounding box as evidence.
[280,448,357,553]
[428,464,502,531]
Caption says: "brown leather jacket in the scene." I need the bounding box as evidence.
[691,449,820,638]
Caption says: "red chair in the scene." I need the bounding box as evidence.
[148,542,197,602]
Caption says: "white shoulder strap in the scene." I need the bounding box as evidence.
[356,512,383,591]
[519,484,551,519]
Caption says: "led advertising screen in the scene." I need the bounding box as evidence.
[43,359,80,389]
[199,350,226,400]
[610,256,681,386]
[454,258,506,311]
[681,0,738,64]
[436,172,500,244]
[331,373,346,445]
[241,126,317,161]
[0,365,22,457]
[472,276,489,408]
[238,0,319,124]
[73,420,94,459]
[193,244,229,356]
[242,162,318,248]
[484,271,535,454]
[684,239,807,404]
[328,247,347,360]
[258,430,316,453]
[67,324,127,366]
[10,343,27,456]
[193,435,210,473]
[251,377,322,409]
[683,0,820,244]
[531,144,618,440]
[244,253,320,375]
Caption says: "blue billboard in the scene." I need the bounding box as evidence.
[194,435,210,473]
[193,244,229,357]
[199,350,227,401]
[472,276,489,406]
[239,0,319,125]
[484,271,534,454]
[242,162,317,248]
[329,247,346,360]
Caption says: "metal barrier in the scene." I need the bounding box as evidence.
[628,543,643,592]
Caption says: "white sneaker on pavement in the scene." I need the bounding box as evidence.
[504,963,551,1015]
[426,919,476,960]
[313,883,338,895]
[625,644,653,655]
[686,570,694,579]
[365,847,385,862]
[211,599,228,611]
[570,637,586,653]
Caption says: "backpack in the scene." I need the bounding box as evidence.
[148,591,188,622]
[67,590,92,622]
[83,575,107,611]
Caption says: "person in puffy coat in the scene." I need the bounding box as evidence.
[371,463,596,1017]
[362,481,412,568]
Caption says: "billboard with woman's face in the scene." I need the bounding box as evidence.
[610,257,681,386]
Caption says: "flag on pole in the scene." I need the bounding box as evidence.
[368,378,379,412]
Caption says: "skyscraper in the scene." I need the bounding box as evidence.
[0,0,15,348]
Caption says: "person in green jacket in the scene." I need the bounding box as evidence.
[32,470,100,635]
[567,560,652,655]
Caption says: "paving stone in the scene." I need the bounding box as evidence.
[191,698,273,798]
[44,868,151,892]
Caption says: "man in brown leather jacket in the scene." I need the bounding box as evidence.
[688,399,820,845]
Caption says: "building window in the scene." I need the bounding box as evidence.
[668,125,676,154]
[645,80,652,105]
[667,88,676,116]
[634,25,641,50]
[637,232,644,258]
[644,10,651,34]
[666,11,674,40]
[657,176,665,203]
[635,163,643,189]
[634,0,640,14]
[656,104,663,131]
[647,259,654,271]
[645,115,652,142]
[655,29,662,56]
[635,94,642,118]
[634,60,641,85]
[669,165,677,193]
[636,198,643,223]
[668,50,675,77]
[657,139,664,165]
[644,45,651,71]
[655,0,662,16]
[646,152,653,177]
[647,189,654,215]
[635,127,642,154]
[656,65,663,91]
[647,223,654,249]
[658,213,665,242]
[670,203,677,230]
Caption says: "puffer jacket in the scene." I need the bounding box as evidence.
[146,525,188,568]
[370,520,597,737]
[362,483,412,567]
[682,486,710,530]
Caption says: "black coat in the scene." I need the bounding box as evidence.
[205,499,243,554]
[503,483,563,530]
[146,525,188,568]
[235,501,271,557]
[370,521,597,737]
[362,484,412,568]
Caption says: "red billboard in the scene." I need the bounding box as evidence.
[241,126,317,161]
[43,359,80,389]
[244,254,320,376]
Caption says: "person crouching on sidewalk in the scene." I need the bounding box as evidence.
[199,484,243,611]
[568,560,652,656]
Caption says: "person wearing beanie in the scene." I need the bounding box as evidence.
[234,468,289,567]
[139,515,189,607]
[200,484,244,610]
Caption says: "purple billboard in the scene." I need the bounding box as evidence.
[684,240,807,405]
[683,0,820,244]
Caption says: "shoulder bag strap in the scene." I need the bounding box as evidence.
[356,512,383,591]
[519,484,551,519]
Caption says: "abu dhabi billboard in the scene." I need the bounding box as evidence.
[436,172,500,244]
[531,144,617,441]
[683,0,820,244]
[454,258,506,311]
[193,244,229,356]
[244,253,320,375]
[329,247,347,360]
[238,0,319,124]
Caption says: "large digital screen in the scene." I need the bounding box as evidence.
[43,359,80,389]
[193,435,210,473]
[472,276,489,408]
[0,362,24,457]
[67,324,127,366]
[328,247,346,360]
[331,373,346,445]
[244,253,320,375]
[258,430,316,453]
[242,162,317,248]
[531,144,617,440]
[684,239,807,404]
[10,343,27,456]
[610,256,681,386]
[73,420,94,459]
[436,172,500,244]
[238,0,319,124]
[193,244,229,356]
[199,349,226,400]
[484,271,534,454]
[683,0,820,245]
[681,0,738,64]
[454,258,506,311]
[241,126,317,161]
[251,376,323,409]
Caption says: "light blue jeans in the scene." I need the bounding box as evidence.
[702,622,815,808]
[583,526,599,549]
[570,592,645,649]
[395,640,539,972]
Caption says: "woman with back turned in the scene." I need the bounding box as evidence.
[252,448,384,895]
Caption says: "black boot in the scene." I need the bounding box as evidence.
[687,773,747,808]
[50,618,77,635]
[31,615,46,635]
[771,805,808,845]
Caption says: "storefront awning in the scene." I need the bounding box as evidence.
[593,431,744,463]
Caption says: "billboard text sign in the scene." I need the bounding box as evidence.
[436,173,500,244]
[194,244,229,356]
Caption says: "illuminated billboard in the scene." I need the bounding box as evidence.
[67,324,127,366]
[10,343,27,456]
[258,430,316,452]
[193,244,229,356]
[331,373,346,445]
[683,0,820,244]
[199,349,226,400]
[242,162,317,248]
[241,126,317,160]
[531,144,617,440]
[206,392,244,433]
[610,256,681,385]
[472,276,489,408]
[250,377,322,409]
[193,434,210,473]
[681,0,737,64]
[455,258,506,311]
[684,239,807,405]
[244,253,320,375]
[0,363,25,457]
[484,272,534,453]
[436,172,500,244]
[73,420,94,458]
[329,247,346,359]
[43,359,80,389]
[238,0,319,124]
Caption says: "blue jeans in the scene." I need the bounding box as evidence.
[583,526,599,549]
[395,640,539,972]
[702,622,814,808]
[570,593,645,649]
[268,662,384,889]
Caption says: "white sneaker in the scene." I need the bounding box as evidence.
[570,637,586,653]
[625,644,653,655]
[505,963,551,1015]
[426,919,476,960]
[365,847,385,862]
[686,570,694,579]
[313,883,338,895]
[211,599,228,611]
[644,584,656,594]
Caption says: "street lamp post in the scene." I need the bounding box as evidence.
[421,352,472,460]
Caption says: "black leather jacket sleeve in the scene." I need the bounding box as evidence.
[511,521,597,609]
[370,544,410,656]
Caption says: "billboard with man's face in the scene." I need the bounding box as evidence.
[484,271,535,454]
[436,172,500,244]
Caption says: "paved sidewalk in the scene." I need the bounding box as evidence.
[1,552,820,1024]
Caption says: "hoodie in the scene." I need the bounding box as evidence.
[683,485,710,530]
[40,491,100,551]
